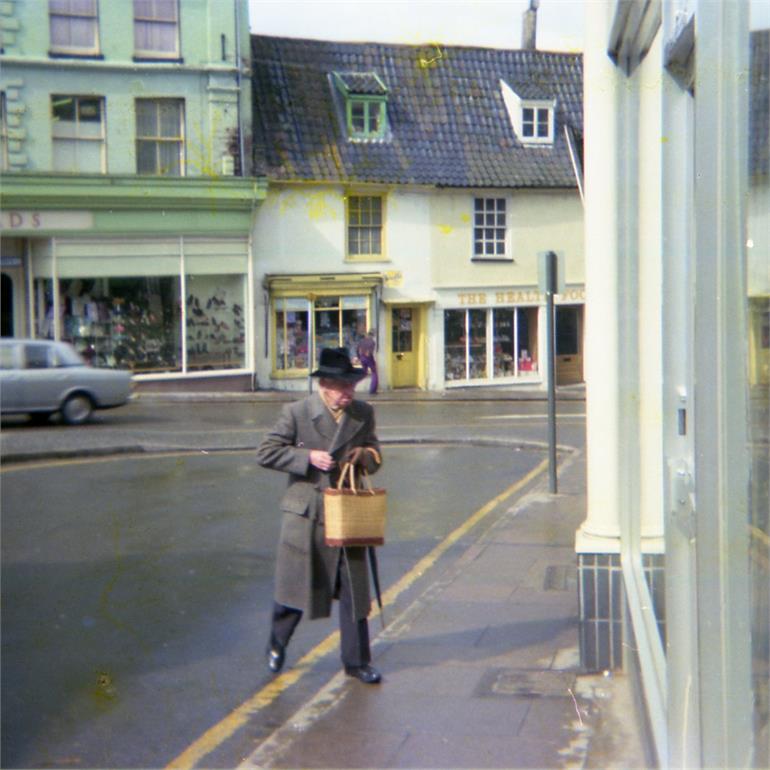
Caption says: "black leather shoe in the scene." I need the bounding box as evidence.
[267,643,285,674]
[345,664,381,684]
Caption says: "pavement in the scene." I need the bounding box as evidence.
[1,383,653,769]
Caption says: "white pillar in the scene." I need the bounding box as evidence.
[636,32,664,548]
[576,0,622,552]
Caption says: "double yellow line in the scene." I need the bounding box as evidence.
[166,456,549,769]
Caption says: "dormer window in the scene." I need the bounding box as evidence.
[333,72,388,141]
[350,99,383,136]
[522,105,552,141]
[500,79,555,145]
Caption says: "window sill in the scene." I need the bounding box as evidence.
[347,135,389,143]
[133,55,184,64]
[471,257,514,263]
[48,50,104,60]
[136,170,187,178]
[345,255,390,263]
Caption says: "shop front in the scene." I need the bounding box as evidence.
[30,236,250,375]
[261,273,382,390]
[439,286,584,387]
[0,175,264,387]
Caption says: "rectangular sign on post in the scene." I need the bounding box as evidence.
[538,250,566,295]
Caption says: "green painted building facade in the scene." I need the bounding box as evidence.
[0,0,266,384]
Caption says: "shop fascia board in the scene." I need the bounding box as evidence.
[382,298,435,305]
[265,272,383,295]
[0,173,267,211]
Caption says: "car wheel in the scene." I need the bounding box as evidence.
[61,393,93,425]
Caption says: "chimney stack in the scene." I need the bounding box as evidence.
[522,0,539,50]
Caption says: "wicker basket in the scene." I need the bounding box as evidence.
[324,462,387,547]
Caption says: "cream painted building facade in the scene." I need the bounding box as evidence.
[251,35,585,392]
[253,183,584,392]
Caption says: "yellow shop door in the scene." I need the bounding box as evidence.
[391,307,419,388]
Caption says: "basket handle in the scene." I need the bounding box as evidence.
[336,462,357,492]
[335,462,376,495]
[358,468,376,495]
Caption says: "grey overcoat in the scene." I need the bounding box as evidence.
[256,392,382,621]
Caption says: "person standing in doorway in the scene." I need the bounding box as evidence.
[356,329,378,394]
[256,347,383,684]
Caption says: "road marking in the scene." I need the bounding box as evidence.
[165,456,549,769]
[478,413,586,421]
[0,449,249,473]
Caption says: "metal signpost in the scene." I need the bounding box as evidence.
[538,251,564,494]
[308,293,316,393]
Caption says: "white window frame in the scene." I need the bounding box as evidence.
[51,94,106,173]
[472,197,510,260]
[133,0,180,60]
[521,102,554,144]
[346,194,385,261]
[135,98,185,176]
[49,0,100,56]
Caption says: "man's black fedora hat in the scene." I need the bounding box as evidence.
[311,347,366,382]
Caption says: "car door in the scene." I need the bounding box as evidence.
[22,342,69,411]
[0,342,24,411]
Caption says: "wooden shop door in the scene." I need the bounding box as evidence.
[391,307,419,388]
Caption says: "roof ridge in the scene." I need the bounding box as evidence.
[251,33,583,60]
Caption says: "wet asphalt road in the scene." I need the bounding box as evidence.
[1,399,586,768]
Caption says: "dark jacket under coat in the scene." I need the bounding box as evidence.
[256,392,382,620]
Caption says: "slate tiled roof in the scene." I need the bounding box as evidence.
[251,35,583,189]
[334,72,388,95]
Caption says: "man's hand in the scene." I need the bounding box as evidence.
[309,450,336,472]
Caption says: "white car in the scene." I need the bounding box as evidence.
[0,339,133,425]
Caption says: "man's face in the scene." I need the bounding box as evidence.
[319,378,356,409]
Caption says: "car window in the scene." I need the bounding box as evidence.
[57,345,84,367]
[23,345,53,369]
[0,345,18,370]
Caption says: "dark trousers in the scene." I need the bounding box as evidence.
[270,557,371,668]
[359,353,378,394]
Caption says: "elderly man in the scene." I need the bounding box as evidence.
[256,347,383,684]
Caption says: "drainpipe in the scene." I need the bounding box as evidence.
[234,0,246,175]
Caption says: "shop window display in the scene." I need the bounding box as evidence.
[275,298,310,371]
[185,274,246,371]
[468,309,487,379]
[273,295,368,373]
[38,277,182,372]
[516,308,538,374]
[445,307,539,383]
[493,310,514,377]
[35,273,246,374]
[314,296,368,365]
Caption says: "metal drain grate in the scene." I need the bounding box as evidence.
[544,564,577,591]
[475,668,577,698]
